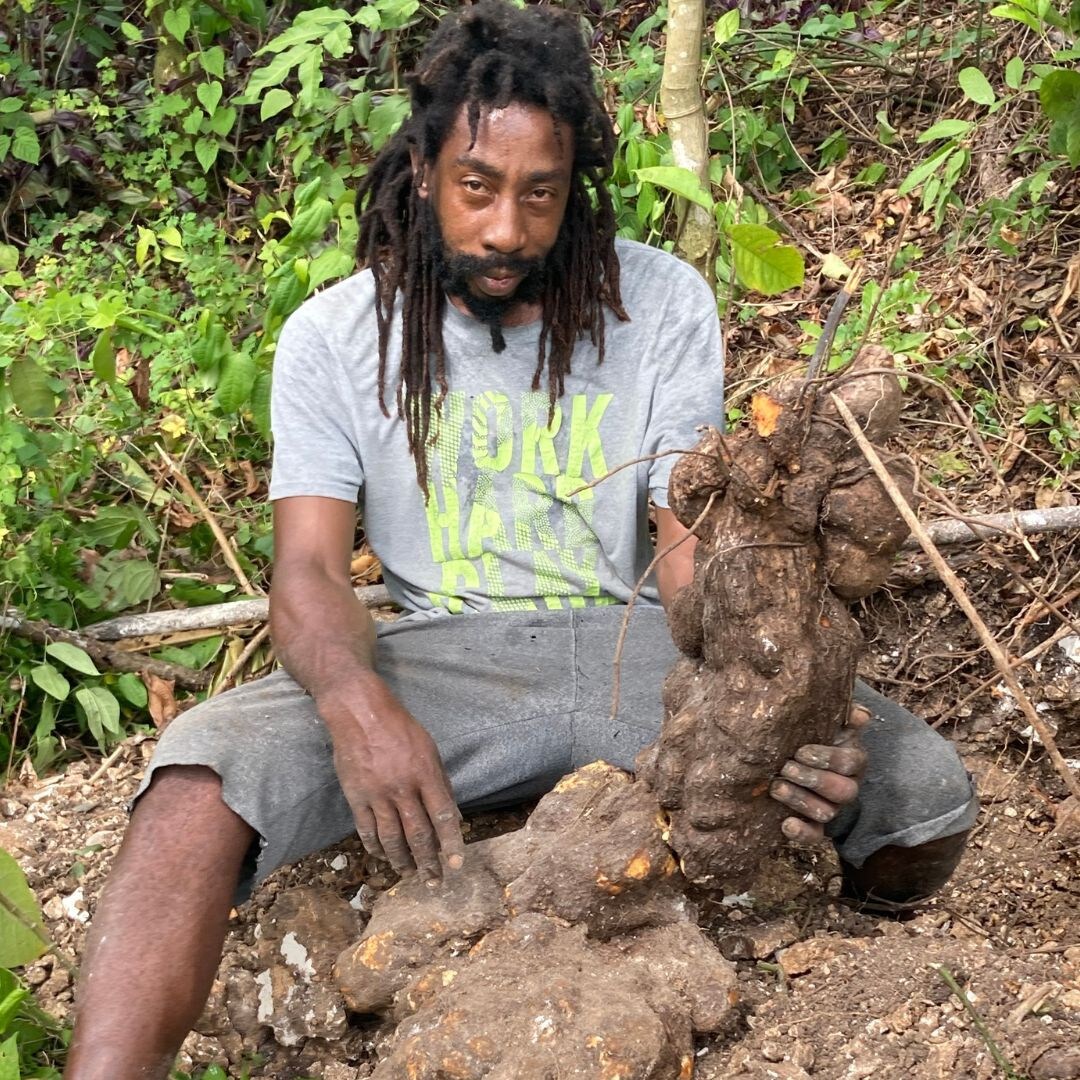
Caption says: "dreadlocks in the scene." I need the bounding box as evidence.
[355,0,627,492]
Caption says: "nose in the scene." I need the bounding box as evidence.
[481,195,526,255]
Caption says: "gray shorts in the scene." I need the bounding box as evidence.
[136,606,978,901]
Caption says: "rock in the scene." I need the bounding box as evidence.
[252,887,361,1046]
[225,968,269,1041]
[963,757,1017,803]
[1052,797,1080,842]
[719,920,801,961]
[257,886,363,973]
[756,1065,811,1080]
[255,963,349,1047]
[777,935,870,976]
[1030,1046,1080,1080]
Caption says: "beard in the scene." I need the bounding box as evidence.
[421,199,553,353]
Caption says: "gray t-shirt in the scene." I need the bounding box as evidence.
[269,238,724,616]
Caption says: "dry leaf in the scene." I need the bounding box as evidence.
[143,673,178,729]
[1050,253,1080,318]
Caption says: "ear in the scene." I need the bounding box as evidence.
[409,147,429,198]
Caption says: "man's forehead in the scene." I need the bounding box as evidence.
[439,101,569,156]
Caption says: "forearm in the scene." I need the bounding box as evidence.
[269,561,383,710]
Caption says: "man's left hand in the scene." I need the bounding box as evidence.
[770,705,870,843]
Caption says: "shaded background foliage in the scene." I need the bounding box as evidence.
[0,0,1077,774]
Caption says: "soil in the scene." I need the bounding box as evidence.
[3,578,1078,1079]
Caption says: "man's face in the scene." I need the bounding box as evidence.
[415,102,573,331]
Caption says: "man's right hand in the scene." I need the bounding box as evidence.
[318,671,465,883]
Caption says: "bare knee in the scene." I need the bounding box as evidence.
[130,764,254,852]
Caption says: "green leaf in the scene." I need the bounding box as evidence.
[713,8,740,44]
[0,244,18,272]
[366,94,411,151]
[633,166,713,211]
[162,6,190,43]
[917,118,975,142]
[216,350,257,413]
[200,45,226,78]
[727,223,805,295]
[45,641,100,676]
[10,127,40,165]
[958,66,996,106]
[194,137,219,172]
[267,259,310,318]
[260,87,294,121]
[94,558,161,612]
[75,686,122,745]
[116,672,149,708]
[196,81,223,115]
[82,506,141,550]
[286,200,333,247]
[30,664,70,702]
[897,144,953,196]
[0,849,48,967]
[193,313,231,373]
[208,106,237,136]
[250,367,273,436]
[309,246,355,290]
[7,358,56,417]
[0,1034,17,1080]
[1005,56,1025,89]
[91,327,115,383]
[989,2,1042,30]
[1039,68,1080,120]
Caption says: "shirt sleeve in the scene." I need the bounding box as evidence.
[644,280,725,508]
[268,306,364,504]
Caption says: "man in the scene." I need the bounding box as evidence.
[65,4,977,1076]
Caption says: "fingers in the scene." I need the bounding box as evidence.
[422,781,466,873]
[770,777,843,827]
[353,804,386,862]
[835,704,871,746]
[792,743,866,778]
[370,801,417,876]
[398,796,444,884]
[781,814,824,844]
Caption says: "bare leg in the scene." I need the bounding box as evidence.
[65,766,255,1080]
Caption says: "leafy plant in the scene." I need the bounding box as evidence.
[0,849,67,1077]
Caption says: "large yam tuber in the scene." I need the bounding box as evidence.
[329,345,911,1075]
[637,345,912,884]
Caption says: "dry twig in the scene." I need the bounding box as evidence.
[832,393,1080,802]
[155,444,262,596]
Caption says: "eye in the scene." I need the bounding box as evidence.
[462,178,487,194]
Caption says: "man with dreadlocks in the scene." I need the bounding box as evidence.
[66,3,976,1075]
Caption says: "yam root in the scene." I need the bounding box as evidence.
[335,763,736,1076]
[637,344,911,884]
[330,345,909,1073]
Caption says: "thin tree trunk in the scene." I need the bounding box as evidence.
[661,0,716,276]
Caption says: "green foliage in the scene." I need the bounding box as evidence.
[0,850,66,1077]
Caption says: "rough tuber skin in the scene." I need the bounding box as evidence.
[335,763,737,1075]
[330,346,910,1074]
[636,345,912,884]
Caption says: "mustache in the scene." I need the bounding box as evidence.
[438,249,545,279]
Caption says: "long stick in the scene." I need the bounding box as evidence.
[832,394,1080,801]
[155,445,262,597]
[900,506,1080,550]
[0,615,212,691]
[81,585,392,641]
